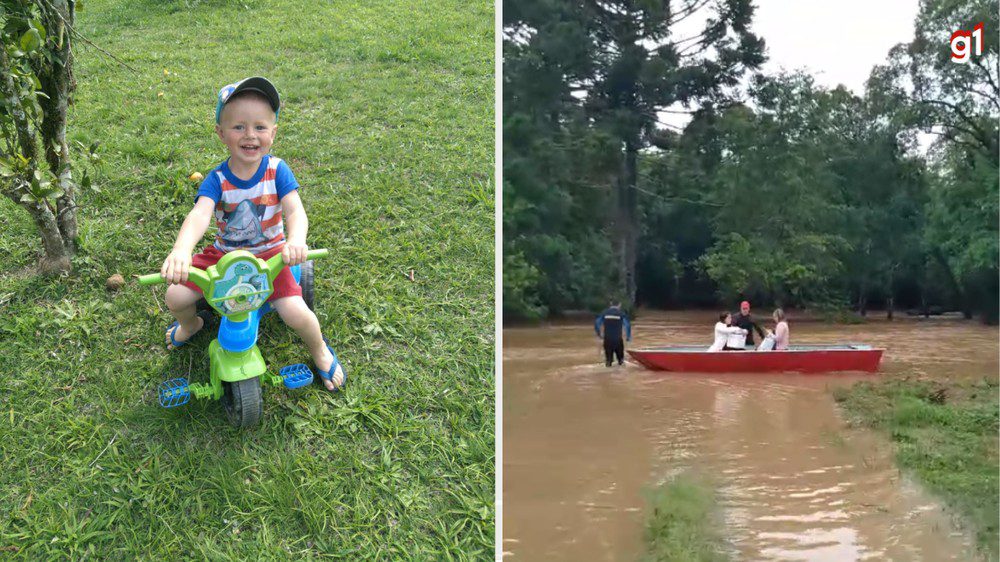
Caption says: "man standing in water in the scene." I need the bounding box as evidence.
[733,300,765,347]
[595,300,632,367]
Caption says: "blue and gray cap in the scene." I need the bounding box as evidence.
[215,76,281,124]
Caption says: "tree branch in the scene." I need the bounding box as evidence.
[668,0,713,26]
[670,30,710,48]
[36,0,140,74]
[968,86,1000,111]
[923,128,988,154]
[970,55,1000,100]
[919,98,994,150]
[0,47,38,168]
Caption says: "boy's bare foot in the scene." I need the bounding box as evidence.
[165,314,206,350]
[314,345,345,391]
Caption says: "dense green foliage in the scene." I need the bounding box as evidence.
[504,0,998,322]
[0,0,494,558]
[835,377,999,559]
[0,0,81,274]
[504,0,764,315]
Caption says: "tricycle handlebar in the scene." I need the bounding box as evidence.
[137,248,329,286]
[137,273,167,286]
[306,249,329,260]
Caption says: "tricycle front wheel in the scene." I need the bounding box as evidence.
[222,377,262,427]
[300,259,315,311]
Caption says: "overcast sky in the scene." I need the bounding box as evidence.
[660,0,921,128]
[751,0,920,95]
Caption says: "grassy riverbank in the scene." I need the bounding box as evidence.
[834,377,999,560]
[642,475,728,562]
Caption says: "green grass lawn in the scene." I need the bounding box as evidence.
[641,474,728,562]
[834,377,999,561]
[0,0,494,558]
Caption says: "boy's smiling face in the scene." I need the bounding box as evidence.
[215,94,277,171]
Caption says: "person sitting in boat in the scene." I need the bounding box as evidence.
[708,313,748,352]
[732,300,766,347]
[769,308,789,350]
[595,300,632,367]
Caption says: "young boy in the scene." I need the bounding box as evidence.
[159,77,345,392]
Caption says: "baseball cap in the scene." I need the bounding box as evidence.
[215,77,281,124]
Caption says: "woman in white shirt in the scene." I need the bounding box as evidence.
[708,312,748,352]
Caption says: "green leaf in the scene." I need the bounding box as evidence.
[30,19,45,42]
[20,28,40,52]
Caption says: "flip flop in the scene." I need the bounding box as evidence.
[165,311,210,350]
[315,337,347,392]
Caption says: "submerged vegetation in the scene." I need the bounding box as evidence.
[642,474,728,562]
[835,377,999,560]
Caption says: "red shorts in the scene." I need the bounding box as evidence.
[183,245,303,302]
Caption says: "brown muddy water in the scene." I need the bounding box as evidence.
[502,311,998,561]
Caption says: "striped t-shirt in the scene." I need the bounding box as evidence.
[195,155,299,254]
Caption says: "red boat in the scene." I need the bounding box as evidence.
[627,345,884,373]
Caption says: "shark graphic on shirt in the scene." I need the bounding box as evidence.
[221,199,268,246]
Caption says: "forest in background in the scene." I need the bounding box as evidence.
[503,0,998,323]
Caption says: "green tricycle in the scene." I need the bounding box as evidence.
[138,248,327,427]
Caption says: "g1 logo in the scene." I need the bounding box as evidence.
[951,22,984,64]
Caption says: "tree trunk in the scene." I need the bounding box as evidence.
[3,190,70,274]
[618,138,638,307]
[930,248,971,318]
[982,269,999,325]
[37,0,78,254]
[0,3,76,275]
[857,277,867,316]
[886,267,895,321]
[920,280,929,318]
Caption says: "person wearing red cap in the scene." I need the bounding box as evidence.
[732,300,765,347]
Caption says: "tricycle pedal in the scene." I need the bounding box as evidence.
[279,364,314,389]
[158,378,191,408]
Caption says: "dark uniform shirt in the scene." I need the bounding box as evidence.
[595,307,632,343]
[732,312,765,346]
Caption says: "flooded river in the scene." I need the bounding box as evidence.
[502,311,998,561]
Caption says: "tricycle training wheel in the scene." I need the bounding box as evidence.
[222,377,263,427]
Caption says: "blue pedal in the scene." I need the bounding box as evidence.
[280,364,314,389]
[158,378,191,408]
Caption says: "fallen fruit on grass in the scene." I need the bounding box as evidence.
[106,273,125,291]
[189,172,204,181]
